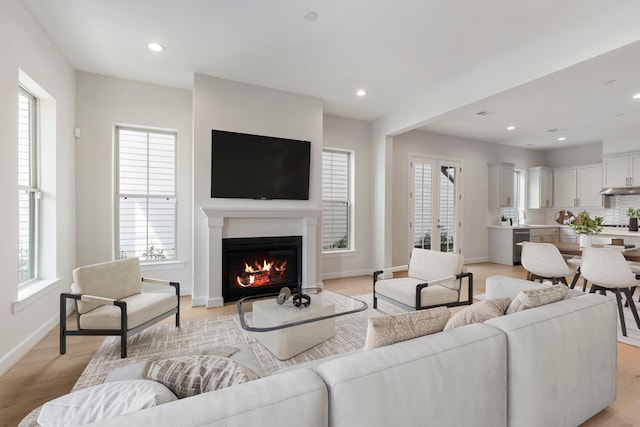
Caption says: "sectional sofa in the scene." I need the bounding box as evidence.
[80,275,617,427]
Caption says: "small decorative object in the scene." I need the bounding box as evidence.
[500,215,509,227]
[292,277,311,307]
[276,287,291,305]
[568,210,604,248]
[627,208,640,232]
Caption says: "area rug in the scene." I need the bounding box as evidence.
[72,294,404,391]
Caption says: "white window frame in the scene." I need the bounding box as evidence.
[18,86,40,286]
[322,148,353,252]
[502,169,524,222]
[115,126,177,262]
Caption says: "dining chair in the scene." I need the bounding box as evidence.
[520,242,573,285]
[580,247,640,337]
[567,257,589,291]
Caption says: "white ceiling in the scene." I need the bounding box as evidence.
[22,0,640,150]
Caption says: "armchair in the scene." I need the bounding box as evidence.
[60,258,180,358]
[373,248,472,310]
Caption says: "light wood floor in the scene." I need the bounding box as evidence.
[1,263,639,426]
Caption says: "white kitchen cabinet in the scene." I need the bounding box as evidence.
[603,153,640,187]
[553,164,602,208]
[488,162,514,208]
[528,167,553,208]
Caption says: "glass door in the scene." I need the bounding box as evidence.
[410,156,461,254]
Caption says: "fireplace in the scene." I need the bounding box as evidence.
[222,235,302,301]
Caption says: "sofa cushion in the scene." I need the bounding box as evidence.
[145,354,260,398]
[444,298,511,331]
[73,258,143,314]
[364,306,449,350]
[506,284,569,314]
[37,379,177,426]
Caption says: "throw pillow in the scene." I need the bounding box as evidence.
[363,306,450,350]
[444,298,512,331]
[144,354,261,398]
[506,284,569,314]
[37,379,177,427]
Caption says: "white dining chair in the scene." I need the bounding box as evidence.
[520,242,573,285]
[581,247,640,337]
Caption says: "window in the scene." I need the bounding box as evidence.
[18,87,39,285]
[502,169,524,222]
[116,127,177,261]
[322,149,351,251]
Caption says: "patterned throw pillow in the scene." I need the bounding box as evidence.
[145,355,260,398]
[506,285,569,314]
[444,298,512,331]
[364,306,450,350]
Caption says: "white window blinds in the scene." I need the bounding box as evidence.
[116,127,176,261]
[322,149,351,251]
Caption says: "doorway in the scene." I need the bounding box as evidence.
[409,156,461,255]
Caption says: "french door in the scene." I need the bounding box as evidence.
[410,156,461,255]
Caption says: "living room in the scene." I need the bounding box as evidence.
[3,1,640,425]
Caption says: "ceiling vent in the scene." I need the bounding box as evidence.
[476,111,496,117]
[546,128,564,133]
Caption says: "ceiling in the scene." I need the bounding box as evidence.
[22,0,640,150]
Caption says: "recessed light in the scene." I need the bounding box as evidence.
[557,137,566,141]
[304,11,319,22]
[147,43,165,52]
[356,89,367,97]
[633,93,640,99]
[506,126,515,131]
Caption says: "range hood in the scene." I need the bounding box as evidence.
[600,187,640,195]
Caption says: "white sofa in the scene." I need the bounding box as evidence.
[89,275,617,427]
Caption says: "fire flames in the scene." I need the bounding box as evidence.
[236,258,288,288]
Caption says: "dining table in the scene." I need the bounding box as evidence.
[552,241,640,262]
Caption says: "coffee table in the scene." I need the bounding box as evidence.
[237,289,367,360]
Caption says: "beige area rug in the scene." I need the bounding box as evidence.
[73,294,404,391]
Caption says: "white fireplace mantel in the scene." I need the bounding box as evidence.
[201,206,322,307]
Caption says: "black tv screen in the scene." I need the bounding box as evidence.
[211,130,311,200]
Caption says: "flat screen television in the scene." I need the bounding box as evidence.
[211,130,311,200]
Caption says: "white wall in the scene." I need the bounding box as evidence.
[391,130,547,265]
[322,115,372,279]
[192,74,323,306]
[75,72,193,290]
[603,138,639,155]
[545,142,603,168]
[0,0,76,373]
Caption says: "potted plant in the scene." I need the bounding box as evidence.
[500,215,509,226]
[628,208,640,232]
[568,210,604,247]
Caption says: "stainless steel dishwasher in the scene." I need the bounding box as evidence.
[513,228,530,264]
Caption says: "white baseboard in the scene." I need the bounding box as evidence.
[206,297,224,308]
[0,312,60,377]
[464,257,489,264]
[322,269,371,280]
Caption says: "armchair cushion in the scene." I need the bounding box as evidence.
[79,292,178,330]
[375,277,459,307]
[73,258,143,314]
[408,249,464,291]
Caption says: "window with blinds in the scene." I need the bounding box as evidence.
[18,87,39,285]
[116,127,176,261]
[322,149,351,251]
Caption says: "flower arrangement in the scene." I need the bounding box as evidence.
[568,210,604,235]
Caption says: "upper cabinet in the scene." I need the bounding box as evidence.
[488,162,514,208]
[528,167,553,208]
[603,153,640,187]
[553,164,603,208]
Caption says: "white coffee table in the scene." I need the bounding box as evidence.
[237,289,367,360]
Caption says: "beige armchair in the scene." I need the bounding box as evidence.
[373,248,473,310]
[60,258,180,358]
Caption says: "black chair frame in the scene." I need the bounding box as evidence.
[60,280,180,358]
[372,270,473,311]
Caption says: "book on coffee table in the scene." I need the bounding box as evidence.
[603,244,636,251]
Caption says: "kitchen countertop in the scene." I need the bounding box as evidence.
[487,224,640,237]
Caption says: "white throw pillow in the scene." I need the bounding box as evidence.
[37,379,177,426]
[506,284,569,314]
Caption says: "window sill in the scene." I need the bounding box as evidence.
[140,260,187,272]
[323,250,360,259]
[13,277,62,314]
